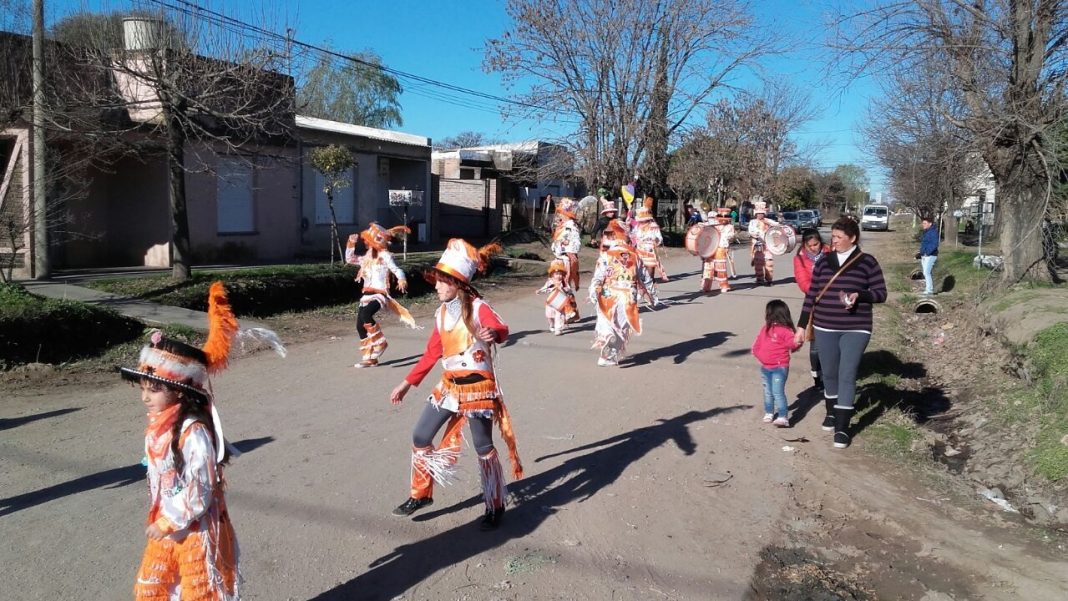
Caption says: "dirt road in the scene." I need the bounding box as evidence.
[2,240,1066,600]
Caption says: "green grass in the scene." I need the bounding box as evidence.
[864,409,922,458]
[1025,323,1068,481]
[0,282,145,366]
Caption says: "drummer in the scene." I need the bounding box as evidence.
[748,201,779,286]
[702,207,736,293]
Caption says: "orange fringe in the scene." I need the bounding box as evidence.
[203,282,239,374]
[495,398,524,480]
[477,242,502,274]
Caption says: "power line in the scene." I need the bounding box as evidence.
[148,0,574,121]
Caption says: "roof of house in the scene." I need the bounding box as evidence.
[295,115,430,148]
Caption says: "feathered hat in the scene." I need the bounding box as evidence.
[635,197,655,221]
[424,238,501,297]
[599,197,618,215]
[602,219,631,244]
[716,206,732,222]
[753,201,768,215]
[360,222,410,251]
[547,258,568,275]
[555,197,577,220]
[120,282,240,462]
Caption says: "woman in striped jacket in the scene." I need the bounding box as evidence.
[794,217,887,449]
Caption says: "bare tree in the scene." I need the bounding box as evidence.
[484,0,772,194]
[63,3,294,280]
[666,82,817,209]
[435,131,501,150]
[833,0,1068,283]
[1,6,123,281]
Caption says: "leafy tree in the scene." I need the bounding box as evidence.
[298,48,402,128]
[833,164,869,214]
[309,144,355,265]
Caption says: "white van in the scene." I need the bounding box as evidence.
[861,205,889,231]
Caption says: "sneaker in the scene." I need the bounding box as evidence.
[773,416,790,428]
[553,328,563,336]
[762,413,774,423]
[833,432,851,449]
[597,357,618,367]
[479,506,505,531]
[821,414,834,431]
[355,359,378,368]
[392,496,433,517]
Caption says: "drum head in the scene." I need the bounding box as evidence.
[766,225,797,256]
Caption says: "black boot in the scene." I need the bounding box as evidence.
[821,397,835,431]
[833,408,853,449]
[479,505,505,531]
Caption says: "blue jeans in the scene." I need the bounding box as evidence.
[760,366,789,418]
[921,255,937,294]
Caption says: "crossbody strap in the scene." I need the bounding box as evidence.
[812,251,865,306]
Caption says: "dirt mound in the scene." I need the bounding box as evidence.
[981,288,1068,346]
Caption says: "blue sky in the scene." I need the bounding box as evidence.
[45,0,885,194]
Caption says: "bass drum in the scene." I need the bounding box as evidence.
[765,225,798,256]
[684,224,720,259]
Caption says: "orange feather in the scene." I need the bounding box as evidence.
[476,242,502,274]
[203,281,239,373]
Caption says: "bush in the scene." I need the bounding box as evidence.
[0,283,145,366]
[87,262,442,317]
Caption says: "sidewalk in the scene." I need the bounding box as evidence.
[20,280,269,333]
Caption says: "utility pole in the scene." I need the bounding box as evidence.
[32,0,49,279]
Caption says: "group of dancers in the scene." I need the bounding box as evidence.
[119,196,833,600]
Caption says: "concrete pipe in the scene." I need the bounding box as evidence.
[914,299,941,314]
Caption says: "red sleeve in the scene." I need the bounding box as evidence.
[794,254,812,294]
[478,301,509,343]
[405,324,443,387]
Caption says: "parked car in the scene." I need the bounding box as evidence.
[780,211,802,231]
[810,208,822,226]
[860,204,890,231]
[796,209,819,229]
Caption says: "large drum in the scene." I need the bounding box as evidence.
[765,225,797,256]
[684,224,720,259]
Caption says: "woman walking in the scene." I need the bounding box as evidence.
[794,218,887,449]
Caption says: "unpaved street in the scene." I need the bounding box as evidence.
[2,242,1066,600]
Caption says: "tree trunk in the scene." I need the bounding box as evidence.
[997,177,1051,283]
[166,115,192,281]
[327,193,343,265]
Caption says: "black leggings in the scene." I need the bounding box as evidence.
[809,336,822,379]
[356,300,382,338]
[412,402,495,456]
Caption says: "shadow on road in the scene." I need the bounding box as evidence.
[308,407,749,601]
[623,331,734,366]
[0,407,82,431]
[0,436,274,517]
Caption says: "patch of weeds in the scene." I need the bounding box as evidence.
[1025,323,1068,482]
[504,551,557,575]
[864,408,921,458]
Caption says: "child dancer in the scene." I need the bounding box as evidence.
[536,259,578,335]
[751,299,802,427]
[122,283,244,601]
[346,223,419,368]
[589,219,657,366]
[389,239,523,531]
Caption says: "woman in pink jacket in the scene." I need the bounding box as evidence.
[752,300,803,427]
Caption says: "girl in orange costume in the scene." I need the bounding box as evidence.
[122,283,246,601]
[589,220,657,366]
[536,259,578,335]
[389,239,523,530]
[346,223,419,368]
